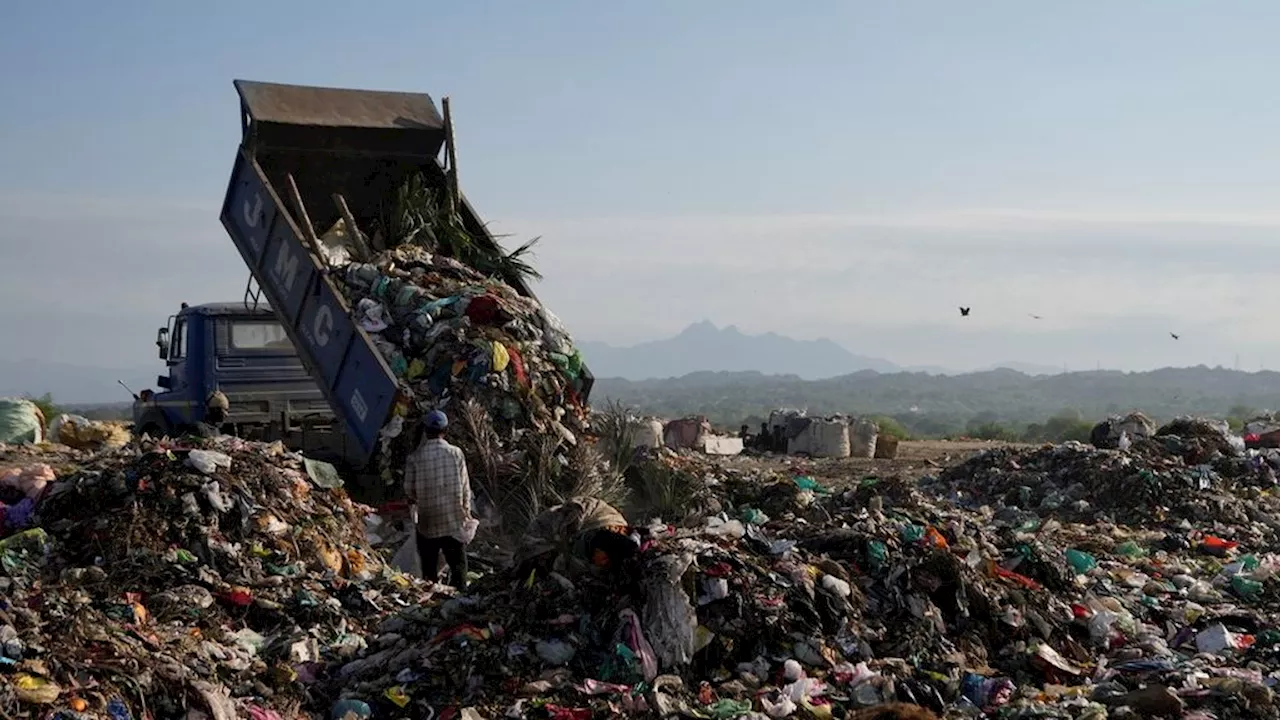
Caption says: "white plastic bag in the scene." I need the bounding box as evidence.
[392,508,423,577]
[642,552,697,669]
[455,517,479,545]
[187,450,232,475]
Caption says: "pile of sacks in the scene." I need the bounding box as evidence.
[332,244,589,475]
[0,398,45,445]
[0,437,437,718]
[47,413,131,451]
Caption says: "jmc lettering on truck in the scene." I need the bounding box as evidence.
[221,148,397,463]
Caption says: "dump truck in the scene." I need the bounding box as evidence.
[133,80,592,478]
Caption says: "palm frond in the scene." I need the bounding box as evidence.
[495,237,543,284]
[381,173,544,287]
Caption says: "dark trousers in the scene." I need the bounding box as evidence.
[416,533,468,589]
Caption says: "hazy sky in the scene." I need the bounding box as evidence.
[4,1,1280,374]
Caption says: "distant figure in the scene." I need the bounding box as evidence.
[195,391,230,438]
[1170,332,1180,340]
[959,306,971,317]
[404,410,472,589]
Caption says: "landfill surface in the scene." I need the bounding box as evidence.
[6,424,1280,718]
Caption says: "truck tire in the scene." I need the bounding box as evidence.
[136,411,171,440]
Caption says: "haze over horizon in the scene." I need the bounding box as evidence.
[4,2,1280,376]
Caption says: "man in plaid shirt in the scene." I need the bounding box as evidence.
[404,410,471,589]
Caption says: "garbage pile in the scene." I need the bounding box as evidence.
[0,437,436,718]
[318,433,1280,719]
[930,430,1278,528]
[1244,414,1280,450]
[1089,412,1156,451]
[11,415,1280,718]
[320,482,941,718]
[321,198,589,488]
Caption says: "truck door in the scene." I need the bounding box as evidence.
[167,315,189,390]
[138,313,197,435]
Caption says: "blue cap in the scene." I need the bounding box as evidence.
[425,410,448,430]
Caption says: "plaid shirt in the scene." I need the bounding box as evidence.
[404,438,472,539]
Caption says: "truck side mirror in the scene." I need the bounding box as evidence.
[156,327,170,360]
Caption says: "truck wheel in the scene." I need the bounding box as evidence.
[136,413,170,439]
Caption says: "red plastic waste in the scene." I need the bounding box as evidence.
[1202,536,1239,557]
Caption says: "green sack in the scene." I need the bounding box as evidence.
[0,398,43,444]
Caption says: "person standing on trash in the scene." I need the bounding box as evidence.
[403,409,472,589]
[194,391,230,438]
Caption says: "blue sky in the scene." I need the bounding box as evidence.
[4,1,1280,380]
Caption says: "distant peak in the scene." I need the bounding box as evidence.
[679,320,720,337]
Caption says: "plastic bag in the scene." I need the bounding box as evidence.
[704,517,746,540]
[0,464,54,499]
[642,552,697,669]
[455,517,479,545]
[491,341,510,373]
[760,693,796,718]
[392,509,423,577]
[355,298,389,332]
[536,639,576,666]
[1065,549,1098,574]
[187,450,232,475]
[617,608,659,681]
[13,673,60,704]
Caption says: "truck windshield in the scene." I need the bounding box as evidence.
[230,320,295,351]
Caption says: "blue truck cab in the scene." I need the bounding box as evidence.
[142,80,591,477]
[133,302,355,461]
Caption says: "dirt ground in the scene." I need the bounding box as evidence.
[721,439,1024,490]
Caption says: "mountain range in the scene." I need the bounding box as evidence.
[0,323,1056,404]
[593,366,1279,433]
[578,321,1060,380]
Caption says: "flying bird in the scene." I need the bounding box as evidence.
[1170,332,1180,340]
[959,307,971,317]
[1029,314,1043,320]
